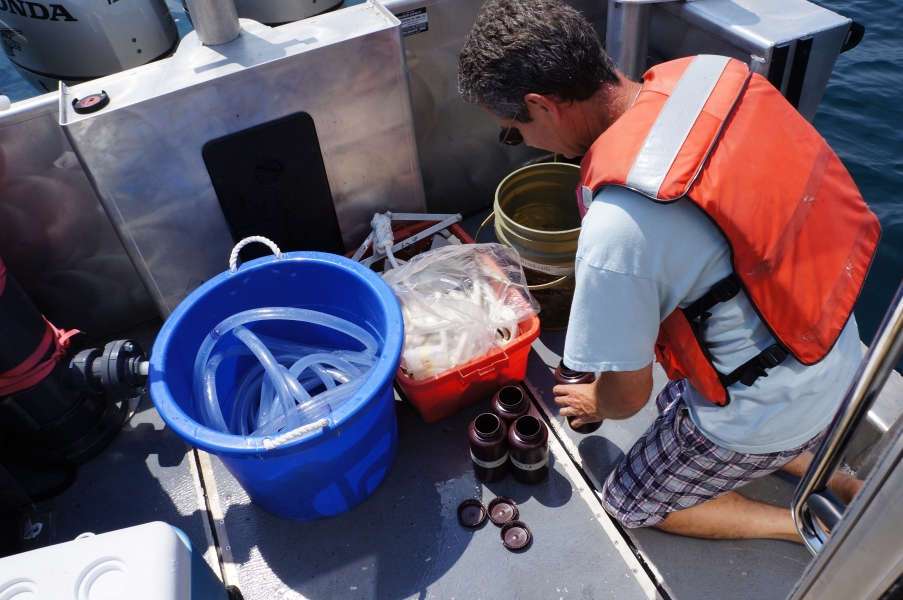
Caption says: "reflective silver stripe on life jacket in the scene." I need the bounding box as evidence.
[626,54,731,198]
[582,185,594,209]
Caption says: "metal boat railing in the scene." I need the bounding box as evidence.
[792,278,903,554]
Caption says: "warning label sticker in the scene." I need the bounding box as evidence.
[519,258,575,277]
[397,8,428,37]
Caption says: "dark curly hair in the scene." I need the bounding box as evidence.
[458,0,619,122]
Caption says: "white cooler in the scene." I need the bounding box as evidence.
[0,521,227,600]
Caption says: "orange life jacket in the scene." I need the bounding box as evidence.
[578,55,880,406]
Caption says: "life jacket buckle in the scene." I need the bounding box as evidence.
[731,344,790,388]
[710,277,742,304]
[760,344,789,369]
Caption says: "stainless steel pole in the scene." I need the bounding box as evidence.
[184,0,241,46]
[792,278,903,554]
[605,0,652,81]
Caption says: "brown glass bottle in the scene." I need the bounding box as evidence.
[554,359,602,434]
[508,415,549,485]
[469,413,510,482]
[491,386,530,425]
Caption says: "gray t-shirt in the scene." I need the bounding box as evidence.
[563,186,862,454]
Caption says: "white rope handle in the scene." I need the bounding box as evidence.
[263,418,329,450]
[371,213,402,269]
[229,236,283,273]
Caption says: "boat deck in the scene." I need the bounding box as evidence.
[20,323,814,600]
[208,385,656,599]
[15,213,892,600]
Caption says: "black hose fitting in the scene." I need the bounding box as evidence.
[63,340,148,400]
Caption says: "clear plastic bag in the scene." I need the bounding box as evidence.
[383,243,540,380]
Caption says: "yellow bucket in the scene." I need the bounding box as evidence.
[480,163,582,331]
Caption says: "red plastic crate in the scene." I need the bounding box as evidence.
[346,218,540,423]
[395,314,540,423]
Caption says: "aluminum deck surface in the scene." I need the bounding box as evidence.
[11,211,898,600]
[11,318,823,600]
[208,396,660,599]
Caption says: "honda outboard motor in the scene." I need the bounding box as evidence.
[0,0,178,92]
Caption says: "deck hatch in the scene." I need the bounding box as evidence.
[202,112,345,263]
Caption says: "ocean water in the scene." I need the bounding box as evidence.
[0,0,900,348]
[812,0,903,353]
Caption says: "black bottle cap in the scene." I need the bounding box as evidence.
[457,499,487,528]
[500,520,532,550]
[72,91,110,114]
[487,497,518,525]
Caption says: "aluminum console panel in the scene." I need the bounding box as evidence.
[382,0,608,216]
[0,93,157,338]
[60,3,425,317]
[650,0,850,122]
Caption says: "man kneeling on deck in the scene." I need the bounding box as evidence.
[458,0,880,542]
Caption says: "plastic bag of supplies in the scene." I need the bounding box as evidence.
[384,244,540,380]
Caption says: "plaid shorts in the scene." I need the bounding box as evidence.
[601,379,824,528]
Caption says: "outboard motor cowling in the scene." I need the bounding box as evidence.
[0,0,178,92]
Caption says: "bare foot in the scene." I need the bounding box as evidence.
[781,451,864,505]
[828,472,863,505]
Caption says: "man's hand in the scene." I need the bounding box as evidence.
[553,382,601,428]
[554,363,653,427]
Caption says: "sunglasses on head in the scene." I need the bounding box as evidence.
[499,115,524,146]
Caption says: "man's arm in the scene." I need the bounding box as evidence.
[553,363,653,427]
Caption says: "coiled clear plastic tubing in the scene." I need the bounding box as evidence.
[193,308,378,435]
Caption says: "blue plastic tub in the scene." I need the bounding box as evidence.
[149,251,403,520]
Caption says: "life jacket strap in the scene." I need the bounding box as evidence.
[683,273,742,322]
[684,273,789,390]
[719,344,790,389]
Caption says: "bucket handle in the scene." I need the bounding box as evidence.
[527,271,574,291]
[473,211,495,245]
[474,212,575,292]
[230,236,283,273]
[262,417,330,450]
